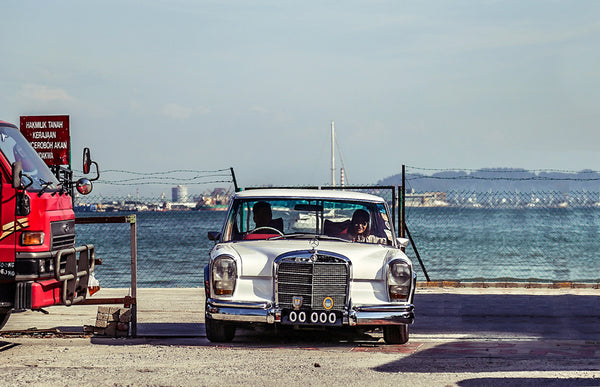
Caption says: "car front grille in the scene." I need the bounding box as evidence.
[276,253,349,312]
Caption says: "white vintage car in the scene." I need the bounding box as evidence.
[205,189,416,344]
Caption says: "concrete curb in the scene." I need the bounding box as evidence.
[416,281,600,289]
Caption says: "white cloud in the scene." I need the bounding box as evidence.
[249,106,269,114]
[19,84,75,102]
[161,103,210,120]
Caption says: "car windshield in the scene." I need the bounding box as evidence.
[222,197,394,244]
[0,125,60,191]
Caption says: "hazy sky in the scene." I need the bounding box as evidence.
[2,1,599,196]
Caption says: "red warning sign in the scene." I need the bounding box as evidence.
[20,115,70,166]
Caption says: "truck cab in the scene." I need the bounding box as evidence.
[0,120,97,329]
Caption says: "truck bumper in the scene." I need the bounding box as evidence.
[15,280,61,309]
[206,299,414,326]
[13,245,95,310]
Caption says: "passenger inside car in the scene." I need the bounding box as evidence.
[349,209,388,244]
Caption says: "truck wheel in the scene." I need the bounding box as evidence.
[205,318,235,342]
[0,308,11,330]
[383,324,409,344]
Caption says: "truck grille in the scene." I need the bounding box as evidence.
[51,220,76,250]
[276,253,349,312]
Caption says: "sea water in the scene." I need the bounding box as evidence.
[76,207,600,288]
[405,207,600,282]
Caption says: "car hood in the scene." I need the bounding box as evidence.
[212,239,405,281]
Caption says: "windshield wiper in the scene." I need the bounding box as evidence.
[37,180,55,196]
[283,233,350,242]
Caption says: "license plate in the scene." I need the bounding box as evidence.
[282,309,341,326]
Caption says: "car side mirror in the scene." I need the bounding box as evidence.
[396,237,410,248]
[207,231,221,241]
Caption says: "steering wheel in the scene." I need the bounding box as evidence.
[247,226,284,236]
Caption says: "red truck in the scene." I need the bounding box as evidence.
[0,119,98,329]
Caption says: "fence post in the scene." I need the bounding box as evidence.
[400,165,406,238]
[128,215,138,337]
[76,215,138,337]
[230,167,239,192]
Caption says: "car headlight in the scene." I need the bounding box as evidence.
[212,256,237,296]
[387,259,412,301]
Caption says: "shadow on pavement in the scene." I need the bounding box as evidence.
[413,293,600,340]
[373,340,600,373]
[457,377,599,387]
[90,323,385,348]
[0,341,20,352]
[372,292,600,374]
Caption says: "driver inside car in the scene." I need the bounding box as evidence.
[252,201,284,233]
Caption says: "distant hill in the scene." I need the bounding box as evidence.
[377,168,600,192]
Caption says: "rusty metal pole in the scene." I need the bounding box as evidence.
[230,167,239,192]
[129,215,138,337]
[401,164,406,238]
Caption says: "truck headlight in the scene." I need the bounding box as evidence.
[212,256,237,296]
[21,231,45,246]
[387,259,412,301]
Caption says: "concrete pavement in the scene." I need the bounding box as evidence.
[2,285,599,341]
[2,286,599,386]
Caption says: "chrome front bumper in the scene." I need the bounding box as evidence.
[206,298,414,326]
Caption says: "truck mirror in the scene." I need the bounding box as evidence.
[76,178,93,195]
[81,147,100,182]
[11,161,22,189]
[82,148,92,174]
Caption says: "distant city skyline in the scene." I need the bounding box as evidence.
[3,1,600,198]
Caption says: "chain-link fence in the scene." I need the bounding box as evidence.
[75,207,227,288]
[74,168,600,287]
[398,167,600,283]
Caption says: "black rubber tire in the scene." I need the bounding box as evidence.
[383,324,409,344]
[205,318,236,343]
[0,308,11,330]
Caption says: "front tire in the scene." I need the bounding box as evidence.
[205,318,236,342]
[0,308,11,330]
[383,324,409,344]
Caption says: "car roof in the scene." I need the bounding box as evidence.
[234,188,387,203]
[0,120,17,128]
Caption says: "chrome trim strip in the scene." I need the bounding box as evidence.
[354,304,414,313]
[206,299,274,323]
[16,251,54,259]
[15,274,53,281]
[351,304,415,325]
[207,298,272,309]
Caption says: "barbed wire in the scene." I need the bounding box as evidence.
[101,168,231,175]
[406,165,600,174]
[96,180,234,186]
[73,168,234,186]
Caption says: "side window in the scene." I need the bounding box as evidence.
[369,204,392,239]
[224,202,249,241]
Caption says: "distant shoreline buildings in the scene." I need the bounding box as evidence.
[75,186,233,212]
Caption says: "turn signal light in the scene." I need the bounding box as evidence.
[21,231,45,246]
